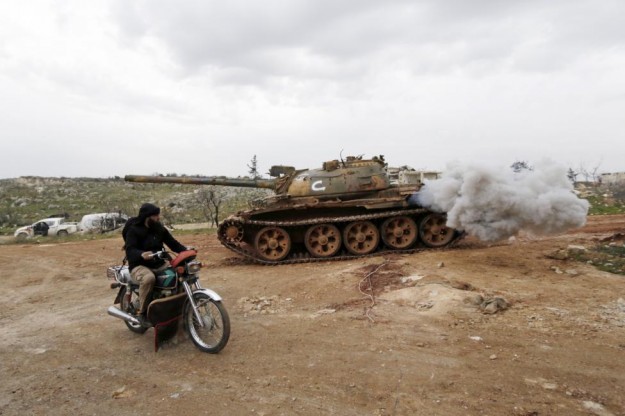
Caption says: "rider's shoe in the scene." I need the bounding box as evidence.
[137,313,153,328]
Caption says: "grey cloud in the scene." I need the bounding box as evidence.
[9,55,187,117]
[111,1,149,40]
[108,1,475,80]
[110,0,396,81]
[109,0,625,88]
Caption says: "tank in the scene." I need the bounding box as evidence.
[125,155,462,264]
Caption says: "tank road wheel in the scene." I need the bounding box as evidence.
[219,220,244,244]
[304,224,342,258]
[419,214,455,248]
[343,221,380,255]
[255,227,291,262]
[380,216,418,250]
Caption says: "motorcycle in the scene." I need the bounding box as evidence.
[106,249,230,353]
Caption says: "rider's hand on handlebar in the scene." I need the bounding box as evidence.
[141,251,153,260]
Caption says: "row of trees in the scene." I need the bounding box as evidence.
[511,160,604,184]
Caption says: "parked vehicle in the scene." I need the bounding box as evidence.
[79,212,128,233]
[106,250,230,353]
[14,218,79,240]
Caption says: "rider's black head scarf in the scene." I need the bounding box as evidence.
[138,203,160,220]
[122,203,164,249]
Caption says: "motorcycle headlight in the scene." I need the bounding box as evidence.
[187,261,202,274]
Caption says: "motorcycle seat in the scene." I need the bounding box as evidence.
[171,250,197,267]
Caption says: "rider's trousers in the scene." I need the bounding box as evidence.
[130,262,170,314]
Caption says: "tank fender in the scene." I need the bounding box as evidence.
[193,288,222,302]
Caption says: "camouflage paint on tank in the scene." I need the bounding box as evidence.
[125,156,391,199]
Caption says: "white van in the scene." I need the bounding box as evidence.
[79,213,128,233]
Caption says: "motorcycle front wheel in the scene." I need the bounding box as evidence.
[119,286,147,334]
[184,293,230,353]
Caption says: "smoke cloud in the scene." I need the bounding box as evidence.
[411,161,589,242]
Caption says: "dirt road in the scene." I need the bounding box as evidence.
[1,216,625,416]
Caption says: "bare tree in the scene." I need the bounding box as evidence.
[590,165,602,183]
[160,202,177,228]
[195,186,225,226]
[578,161,602,183]
[578,164,590,182]
[510,160,533,173]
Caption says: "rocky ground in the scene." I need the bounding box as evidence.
[1,215,624,416]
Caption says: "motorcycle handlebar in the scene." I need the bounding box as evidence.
[147,247,197,259]
[148,250,167,259]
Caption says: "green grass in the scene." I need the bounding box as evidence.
[569,244,625,275]
[587,195,625,215]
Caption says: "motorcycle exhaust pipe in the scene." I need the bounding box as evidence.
[107,306,141,326]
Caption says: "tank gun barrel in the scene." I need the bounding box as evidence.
[124,175,277,189]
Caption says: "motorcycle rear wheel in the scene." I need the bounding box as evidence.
[184,293,230,353]
[120,287,148,334]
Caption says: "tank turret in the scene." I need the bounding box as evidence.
[125,155,461,264]
[126,155,392,199]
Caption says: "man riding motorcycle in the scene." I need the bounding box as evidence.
[124,203,188,327]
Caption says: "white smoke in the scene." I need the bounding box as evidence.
[411,161,590,242]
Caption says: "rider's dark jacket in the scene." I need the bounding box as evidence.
[125,219,186,271]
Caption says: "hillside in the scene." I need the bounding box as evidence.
[0,176,270,234]
[1,176,624,236]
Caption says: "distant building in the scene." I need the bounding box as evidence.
[600,172,625,184]
[388,167,441,185]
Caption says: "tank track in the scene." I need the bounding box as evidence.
[217,208,465,265]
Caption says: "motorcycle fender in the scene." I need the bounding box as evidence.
[113,287,125,305]
[194,288,222,302]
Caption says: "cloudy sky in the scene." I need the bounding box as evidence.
[1,0,624,179]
